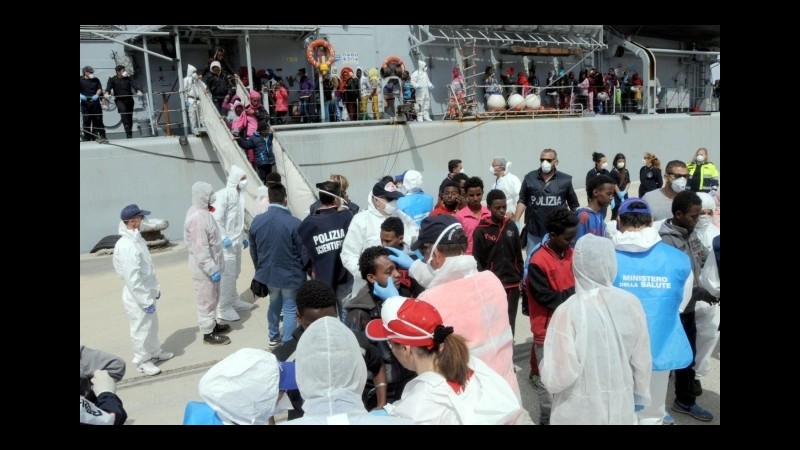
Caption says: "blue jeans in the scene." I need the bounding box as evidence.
[299,97,311,123]
[526,232,544,262]
[267,286,297,343]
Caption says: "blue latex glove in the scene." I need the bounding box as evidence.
[385,246,414,269]
[372,276,400,300]
[144,304,156,314]
[634,404,644,412]
[617,190,626,201]
[609,198,616,210]
[222,237,233,248]
[91,94,99,101]
[80,94,87,102]
[370,408,389,416]
[210,271,221,283]
[242,239,249,249]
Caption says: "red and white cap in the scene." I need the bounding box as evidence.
[366,297,447,349]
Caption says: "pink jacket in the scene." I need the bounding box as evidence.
[418,255,521,401]
[231,111,257,137]
[275,86,288,112]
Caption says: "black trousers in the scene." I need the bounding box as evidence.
[81,100,106,140]
[675,310,698,405]
[506,286,520,337]
[115,98,135,137]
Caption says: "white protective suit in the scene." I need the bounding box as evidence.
[212,165,249,320]
[694,192,720,379]
[199,348,292,425]
[183,64,201,133]
[184,182,224,334]
[253,185,270,217]
[386,356,523,425]
[490,162,522,216]
[113,221,162,364]
[541,234,652,425]
[286,317,412,425]
[411,60,434,121]
[416,255,522,403]
[340,192,418,300]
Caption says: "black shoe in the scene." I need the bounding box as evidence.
[203,332,231,345]
[691,379,703,397]
[213,323,231,334]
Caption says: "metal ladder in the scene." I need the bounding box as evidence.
[447,40,479,120]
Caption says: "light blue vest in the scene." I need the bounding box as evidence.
[614,242,693,371]
[397,191,434,226]
[183,401,224,425]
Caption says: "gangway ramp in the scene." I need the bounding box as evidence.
[190,80,317,226]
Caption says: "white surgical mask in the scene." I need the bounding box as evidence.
[697,215,712,230]
[238,180,248,190]
[209,193,217,205]
[696,154,706,163]
[600,162,608,170]
[490,166,498,176]
[540,161,552,174]
[122,71,129,77]
[87,73,94,79]
[382,199,397,215]
[671,177,687,192]
[616,162,625,169]
[642,159,648,166]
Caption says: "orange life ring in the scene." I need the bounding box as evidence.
[382,56,405,73]
[306,39,335,69]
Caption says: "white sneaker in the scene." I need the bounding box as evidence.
[153,351,174,361]
[233,299,255,311]
[136,360,161,376]
[217,307,241,322]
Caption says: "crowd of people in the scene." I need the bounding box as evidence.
[90,141,719,425]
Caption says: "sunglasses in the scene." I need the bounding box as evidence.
[540,158,555,163]
[667,173,688,179]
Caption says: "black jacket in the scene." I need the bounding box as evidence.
[518,169,579,238]
[472,217,523,286]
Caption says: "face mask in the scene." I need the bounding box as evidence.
[697,215,712,229]
[382,199,397,215]
[209,193,217,205]
[642,159,648,166]
[490,166,499,176]
[122,71,129,77]
[238,180,248,191]
[696,154,706,163]
[616,162,625,169]
[600,162,608,170]
[87,73,94,79]
[671,177,687,192]
[540,161,552,174]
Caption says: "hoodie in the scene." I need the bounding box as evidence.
[472,216,523,287]
[658,219,711,313]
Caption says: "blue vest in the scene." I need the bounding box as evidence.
[397,192,434,226]
[614,242,693,371]
[183,401,224,425]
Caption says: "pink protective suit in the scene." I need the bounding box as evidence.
[184,181,224,334]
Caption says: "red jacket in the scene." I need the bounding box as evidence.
[526,243,575,344]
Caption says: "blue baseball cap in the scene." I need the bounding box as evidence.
[120,204,151,221]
